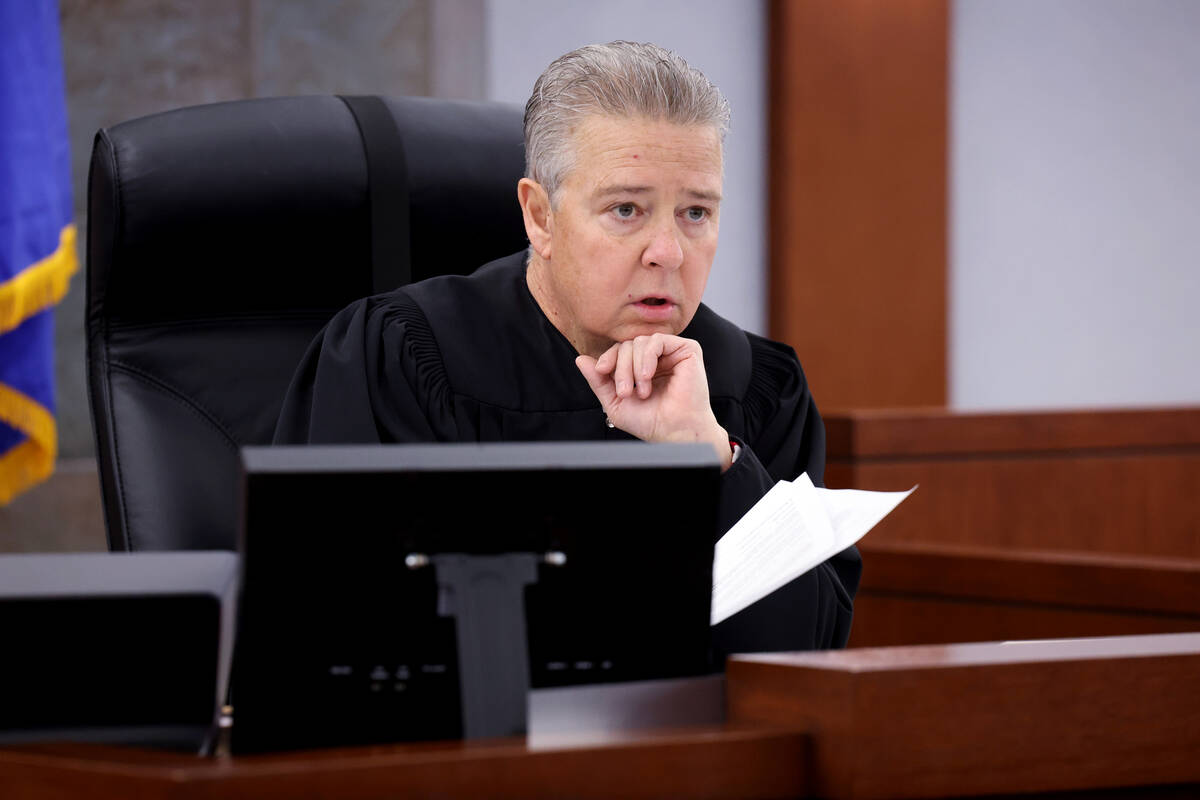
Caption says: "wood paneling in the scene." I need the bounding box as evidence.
[825,406,1200,457]
[727,634,1200,800]
[769,0,948,408]
[825,408,1200,557]
[849,542,1200,647]
[827,408,1200,645]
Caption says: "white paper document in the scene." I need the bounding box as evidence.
[710,475,915,626]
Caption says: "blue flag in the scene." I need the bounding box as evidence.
[0,0,76,504]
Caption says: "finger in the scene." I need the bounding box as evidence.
[653,335,699,373]
[574,356,617,406]
[594,343,620,375]
[631,337,648,398]
[632,336,659,398]
[614,340,636,398]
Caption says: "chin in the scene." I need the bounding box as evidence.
[616,323,681,341]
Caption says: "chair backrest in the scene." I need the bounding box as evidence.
[86,95,527,551]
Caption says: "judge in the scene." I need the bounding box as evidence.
[275,41,860,653]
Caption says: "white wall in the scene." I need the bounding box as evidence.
[951,0,1200,409]
[484,0,767,334]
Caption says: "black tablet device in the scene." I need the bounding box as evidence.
[231,441,720,753]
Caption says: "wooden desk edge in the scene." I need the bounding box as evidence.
[725,634,1200,799]
[728,631,1200,673]
[0,723,810,800]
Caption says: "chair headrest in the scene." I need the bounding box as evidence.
[87,95,528,327]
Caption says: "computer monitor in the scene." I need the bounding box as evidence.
[0,552,239,752]
[231,441,720,753]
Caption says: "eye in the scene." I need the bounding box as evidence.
[684,206,709,223]
[613,203,638,219]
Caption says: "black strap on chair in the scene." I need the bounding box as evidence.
[339,94,411,291]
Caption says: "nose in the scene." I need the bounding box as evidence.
[642,220,684,271]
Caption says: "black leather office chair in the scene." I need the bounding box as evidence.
[87,95,527,552]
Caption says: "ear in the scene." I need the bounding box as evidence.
[518,178,553,260]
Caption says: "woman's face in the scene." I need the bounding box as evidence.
[524,115,723,357]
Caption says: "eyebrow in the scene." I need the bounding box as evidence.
[593,184,723,203]
[594,184,651,199]
[684,188,723,203]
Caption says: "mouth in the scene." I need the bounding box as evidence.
[631,296,677,320]
[635,294,675,307]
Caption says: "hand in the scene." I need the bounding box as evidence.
[575,334,733,472]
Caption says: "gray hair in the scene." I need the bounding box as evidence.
[524,41,730,204]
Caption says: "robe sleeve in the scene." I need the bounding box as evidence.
[710,334,862,652]
[273,292,455,444]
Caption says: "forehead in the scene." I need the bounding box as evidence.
[563,115,723,195]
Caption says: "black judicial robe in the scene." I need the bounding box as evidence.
[275,251,862,653]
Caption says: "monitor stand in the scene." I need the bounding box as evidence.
[431,553,540,739]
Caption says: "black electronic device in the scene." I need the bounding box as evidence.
[0,552,239,752]
[231,441,720,753]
